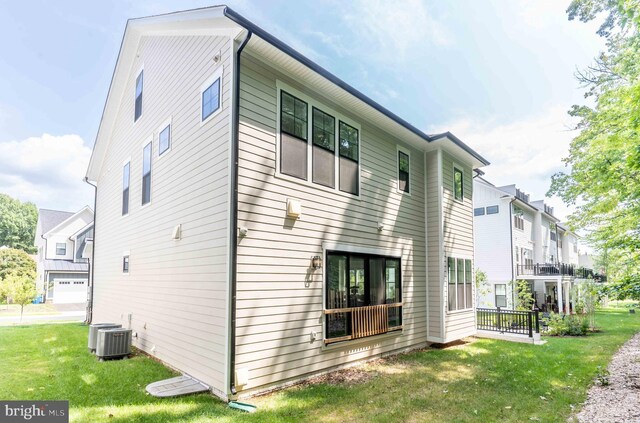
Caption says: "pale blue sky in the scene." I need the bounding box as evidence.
[0,1,604,219]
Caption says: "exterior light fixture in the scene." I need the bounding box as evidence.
[311,255,322,270]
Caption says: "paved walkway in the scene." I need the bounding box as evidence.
[575,331,640,422]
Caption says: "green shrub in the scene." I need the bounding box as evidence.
[544,313,589,336]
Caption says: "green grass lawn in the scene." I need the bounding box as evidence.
[0,307,638,422]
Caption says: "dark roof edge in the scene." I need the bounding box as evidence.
[429,132,490,166]
[223,7,489,167]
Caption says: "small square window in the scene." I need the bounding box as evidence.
[474,207,485,216]
[56,243,66,256]
[486,205,499,215]
[159,124,171,156]
[202,78,220,121]
[123,256,129,273]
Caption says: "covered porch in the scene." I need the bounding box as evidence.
[528,277,574,314]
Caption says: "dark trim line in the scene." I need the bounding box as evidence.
[229,29,253,397]
[508,198,516,307]
[222,7,490,167]
[83,177,98,325]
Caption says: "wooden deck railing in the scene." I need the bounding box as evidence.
[324,303,402,344]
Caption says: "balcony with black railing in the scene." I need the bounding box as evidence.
[515,188,530,203]
[516,263,604,280]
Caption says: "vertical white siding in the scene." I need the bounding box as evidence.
[234,52,427,394]
[92,34,232,397]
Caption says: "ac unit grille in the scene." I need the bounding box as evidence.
[88,323,121,352]
[97,328,132,359]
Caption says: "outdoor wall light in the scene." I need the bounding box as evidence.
[311,255,322,270]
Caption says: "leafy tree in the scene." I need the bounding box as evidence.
[0,194,38,254]
[0,249,37,308]
[549,0,640,288]
[572,279,601,329]
[512,280,535,311]
[5,271,37,321]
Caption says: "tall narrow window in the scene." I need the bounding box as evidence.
[134,70,143,122]
[495,284,507,308]
[398,150,410,193]
[339,121,359,195]
[142,142,151,205]
[280,91,308,180]
[465,259,473,309]
[312,107,335,188]
[448,257,456,311]
[454,167,463,201]
[122,162,130,215]
[123,256,130,273]
[159,124,171,156]
[202,77,221,121]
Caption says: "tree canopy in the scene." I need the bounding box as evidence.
[0,194,38,254]
[0,248,37,306]
[549,0,640,297]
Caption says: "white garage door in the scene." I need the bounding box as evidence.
[54,280,87,304]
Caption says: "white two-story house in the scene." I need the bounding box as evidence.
[473,177,588,313]
[34,207,94,304]
[84,6,489,400]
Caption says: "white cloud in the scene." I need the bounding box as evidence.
[429,106,579,221]
[0,134,93,212]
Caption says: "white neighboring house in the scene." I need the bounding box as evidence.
[473,177,591,313]
[34,207,94,304]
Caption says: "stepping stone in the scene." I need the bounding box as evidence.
[146,375,209,397]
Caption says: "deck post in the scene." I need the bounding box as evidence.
[527,312,533,338]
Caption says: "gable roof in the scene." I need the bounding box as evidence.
[42,206,94,238]
[39,209,75,235]
[87,5,489,181]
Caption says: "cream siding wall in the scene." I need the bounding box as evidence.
[92,34,232,397]
[425,150,443,341]
[441,152,475,341]
[234,52,428,394]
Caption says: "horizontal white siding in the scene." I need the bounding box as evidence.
[92,34,231,397]
[235,51,427,394]
[441,152,476,341]
[425,150,443,341]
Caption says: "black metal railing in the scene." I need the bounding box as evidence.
[517,263,576,276]
[477,308,540,337]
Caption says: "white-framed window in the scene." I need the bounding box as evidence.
[201,66,223,124]
[122,255,129,274]
[495,284,507,308]
[142,141,152,205]
[134,68,143,122]
[122,161,130,216]
[447,257,473,311]
[158,118,172,157]
[56,243,66,256]
[397,147,410,194]
[276,81,361,197]
[453,166,464,201]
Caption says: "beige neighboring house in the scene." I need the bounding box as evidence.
[34,207,94,304]
[85,6,489,401]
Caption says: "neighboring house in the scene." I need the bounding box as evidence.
[85,6,489,401]
[473,177,591,313]
[34,207,94,304]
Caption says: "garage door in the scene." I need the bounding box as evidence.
[54,280,87,304]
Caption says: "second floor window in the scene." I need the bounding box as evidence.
[486,205,499,214]
[474,207,485,216]
[134,70,143,122]
[56,243,66,256]
[280,91,308,180]
[202,77,221,121]
[339,121,359,195]
[159,124,171,156]
[312,107,335,188]
[454,167,463,201]
[514,215,524,230]
[122,162,130,215]
[142,142,151,205]
[398,150,410,193]
[550,231,557,241]
[123,255,129,273]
